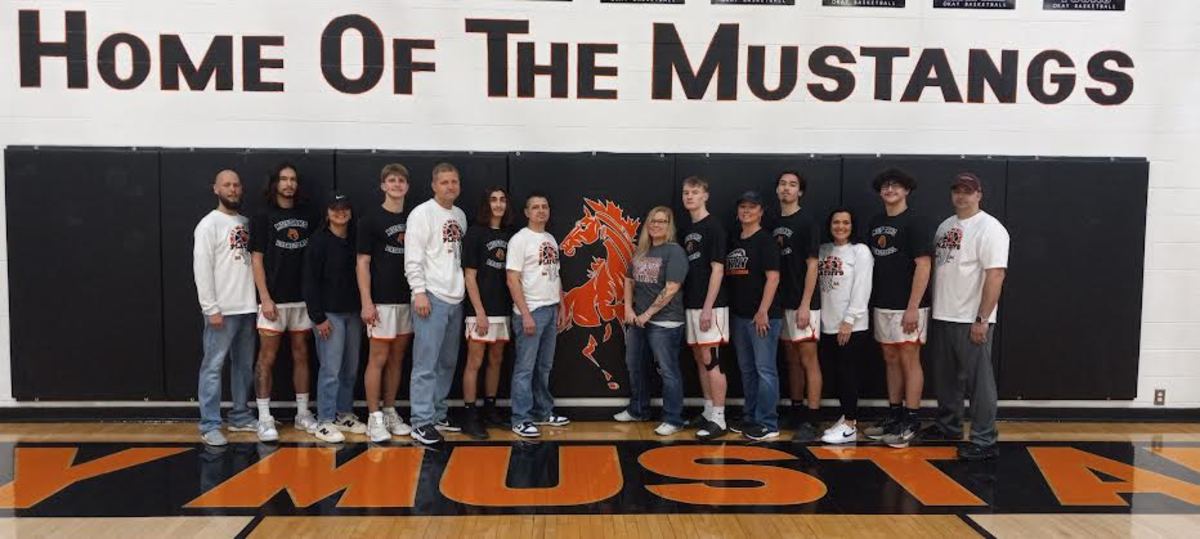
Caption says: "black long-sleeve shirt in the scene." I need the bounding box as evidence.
[303,227,361,324]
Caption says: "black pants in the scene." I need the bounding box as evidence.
[819,331,870,421]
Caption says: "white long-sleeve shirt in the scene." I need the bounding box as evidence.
[193,210,256,316]
[404,198,468,304]
[818,242,874,333]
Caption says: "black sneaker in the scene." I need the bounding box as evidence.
[918,424,961,442]
[410,424,444,445]
[685,413,708,428]
[728,419,746,434]
[462,408,489,440]
[957,444,999,461]
[743,424,780,441]
[864,413,900,441]
[792,421,819,443]
[696,419,728,441]
[881,419,919,449]
[435,418,462,433]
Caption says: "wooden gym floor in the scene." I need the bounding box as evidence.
[1,420,1199,538]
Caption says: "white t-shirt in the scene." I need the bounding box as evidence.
[932,210,1010,323]
[505,227,562,313]
[818,242,874,333]
[193,210,256,316]
[404,199,468,304]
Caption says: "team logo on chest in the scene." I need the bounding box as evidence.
[936,226,963,265]
[871,225,898,257]
[726,248,749,275]
[229,225,250,262]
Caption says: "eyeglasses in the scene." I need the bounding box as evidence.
[879,182,904,191]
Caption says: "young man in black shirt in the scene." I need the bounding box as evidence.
[865,169,934,448]
[461,187,516,438]
[727,191,783,441]
[669,176,730,440]
[356,163,415,442]
[250,163,317,442]
[773,170,823,442]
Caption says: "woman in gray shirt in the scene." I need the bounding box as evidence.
[617,206,689,436]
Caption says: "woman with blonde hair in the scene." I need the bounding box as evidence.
[617,206,690,435]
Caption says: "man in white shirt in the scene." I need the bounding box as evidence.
[193,169,258,446]
[506,193,570,438]
[928,172,1010,461]
[405,162,468,445]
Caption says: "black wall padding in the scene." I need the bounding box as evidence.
[334,151,509,399]
[160,149,336,400]
[5,147,164,399]
[508,153,676,398]
[841,156,1009,399]
[999,158,1146,399]
[673,154,843,399]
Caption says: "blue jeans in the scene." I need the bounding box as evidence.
[198,313,256,433]
[410,294,464,428]
[731,316,782,432]
[511,305,559,426]
[313,312,363,423]
[624,324,685,426]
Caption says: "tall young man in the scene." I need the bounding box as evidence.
[250,163,317,442]
[357,163,415,442]
[773,171,822,441]
[405,163,468,445]
[862,169,933,449]
[929,172,1010,461]
[506,193,570,438]
[672,176,730,440]
[194,169,257,446]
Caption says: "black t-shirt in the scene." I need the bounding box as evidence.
[250,205,316,304]
[725,228,782,319]
[772,208,822,311]
[868,209,934,310]
[462,225,514,317]
[355,205,411,305]
[680,215,729,310]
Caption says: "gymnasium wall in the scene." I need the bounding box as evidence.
[3,147,1147,403]
[0,0,1196,408]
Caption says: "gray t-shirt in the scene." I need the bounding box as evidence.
[630,242,689,323]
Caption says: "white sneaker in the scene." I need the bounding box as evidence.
[201,430,228,446]
[367,413,392,443]
[512,422,540,438]
[334,413,368,434]
[820,416,857,445]
[256,416,279,442]
[295,411,318,433]
[613,410,643,422]
[383,410,413,436]
[654,422,684,436]
[313,422,345,443]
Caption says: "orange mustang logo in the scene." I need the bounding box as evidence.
[560,199,641,391]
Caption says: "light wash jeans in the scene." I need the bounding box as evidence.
[198,313,255,434]
[510,305,559,426]
[410,294,464,428]
[313,312,363,423]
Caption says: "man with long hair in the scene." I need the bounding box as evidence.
[250,162,318,442]
[461,187,516,439]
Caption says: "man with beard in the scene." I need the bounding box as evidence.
[250,163,318,442]
[194,169,258,446]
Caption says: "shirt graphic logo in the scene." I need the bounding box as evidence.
[871,225,899,257]
[229,225,250,262]
[818,255,844,293]
[773,227,794,256]
[443,220,463,244]
[633,257,663,284]
[684,232,703,261]
[936,226,963,265]
[539,241,559,267]
[726,248,749,276]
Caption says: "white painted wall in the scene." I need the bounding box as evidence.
[0,0,1196,407]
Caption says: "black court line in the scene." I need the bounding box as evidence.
[234,514,266,539]
[957,514,998,539]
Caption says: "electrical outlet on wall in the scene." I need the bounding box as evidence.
[1154,389,1166,406]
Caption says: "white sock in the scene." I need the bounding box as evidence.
[703,399,714,420]
[383,406,398,417]
[370,411,384,423]
[257,399,271,419]
[296,393,309,413]
[711,406,726,429]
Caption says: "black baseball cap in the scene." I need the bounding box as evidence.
[951,172,982,193]
[328,191,352,210]
[736,190,765,206]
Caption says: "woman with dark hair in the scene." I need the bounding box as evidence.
[817,207,874,445]
[302,192,364,443]
[459,186,516,438]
